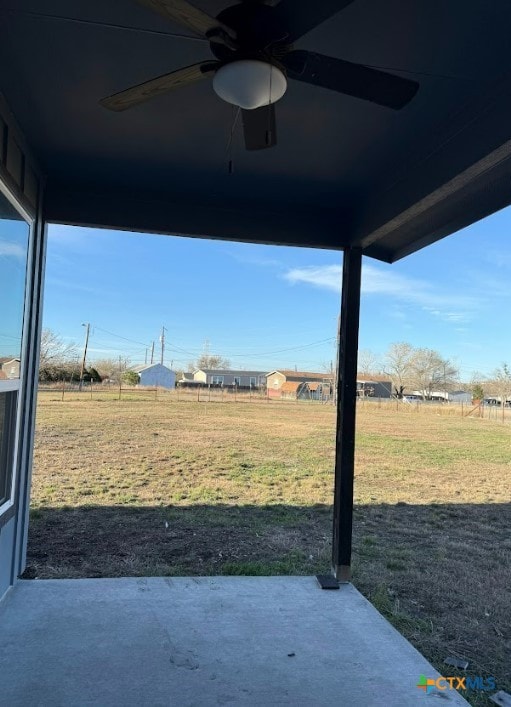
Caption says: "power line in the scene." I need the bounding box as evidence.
[86,324,336,363]
[91,325,151,349]
[217,337,336,357]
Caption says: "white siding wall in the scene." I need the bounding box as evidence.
[139,365,175,389]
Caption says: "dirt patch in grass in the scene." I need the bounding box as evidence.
[28,392,511,705]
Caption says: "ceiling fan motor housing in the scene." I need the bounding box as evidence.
[211,2,289,63]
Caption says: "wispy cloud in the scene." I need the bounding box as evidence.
[45,276,111,296]
[87,347,123,355]
[285,264,341,292]
[387,307,407,321]
[225,248,282,268]
[484,249,511,269]
[284,263,480,324]
[0,241,25,258]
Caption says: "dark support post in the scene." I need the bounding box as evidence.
[332,247,362,582]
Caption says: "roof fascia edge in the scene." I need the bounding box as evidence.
[364,136,511,259]
[354,79,511,253]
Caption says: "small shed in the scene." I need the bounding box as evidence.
[280,381,302,400]
[131,363,175,390]
[301,381,332,401]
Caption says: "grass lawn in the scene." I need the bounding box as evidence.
[28,391,511,705]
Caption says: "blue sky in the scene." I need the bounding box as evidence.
[42,206,511,379]
[0,217,30,360]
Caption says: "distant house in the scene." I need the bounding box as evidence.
[266,370,334,399]
[484,396,511,407]
[426,390,472,403]
[131,363,175,389]
[177,372,197,386]
[356,375,392,398]
[192,369,267,389]
[1,358,21,380]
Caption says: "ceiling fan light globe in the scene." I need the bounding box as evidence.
[213,60,287,110]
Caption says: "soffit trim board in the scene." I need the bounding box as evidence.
[43,183,350,251]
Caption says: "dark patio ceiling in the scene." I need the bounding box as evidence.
[2,1,511,261]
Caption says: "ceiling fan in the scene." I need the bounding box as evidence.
[100,0,419,150]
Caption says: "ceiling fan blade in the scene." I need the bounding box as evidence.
[283,50,419,109]
[272,0,355,43]
[135,0,236,40]
[242,105,277,150]
[100,61,219,111]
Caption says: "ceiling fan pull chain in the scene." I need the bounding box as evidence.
[226,106,241,173]
[266,66,273,146]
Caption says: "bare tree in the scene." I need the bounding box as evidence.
[383,342,415,397]
[39,329,77,370]
[487,363,511,405]
[409,348,458,400]
[93,357,130,383]
[358,349,381,376]
[192,353,231,370]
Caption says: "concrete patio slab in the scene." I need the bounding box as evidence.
[0,577,467,706]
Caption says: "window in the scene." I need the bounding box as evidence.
[0,392,17,507]
[0,186,30,516]
[233,377,241,386]
[211,375,224,385]
[250,377,257,387]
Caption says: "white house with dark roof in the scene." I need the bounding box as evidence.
[193,369,267,389]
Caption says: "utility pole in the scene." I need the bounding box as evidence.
[160,326,166,365]
[79,322,90,391]
[150,341,155,364]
